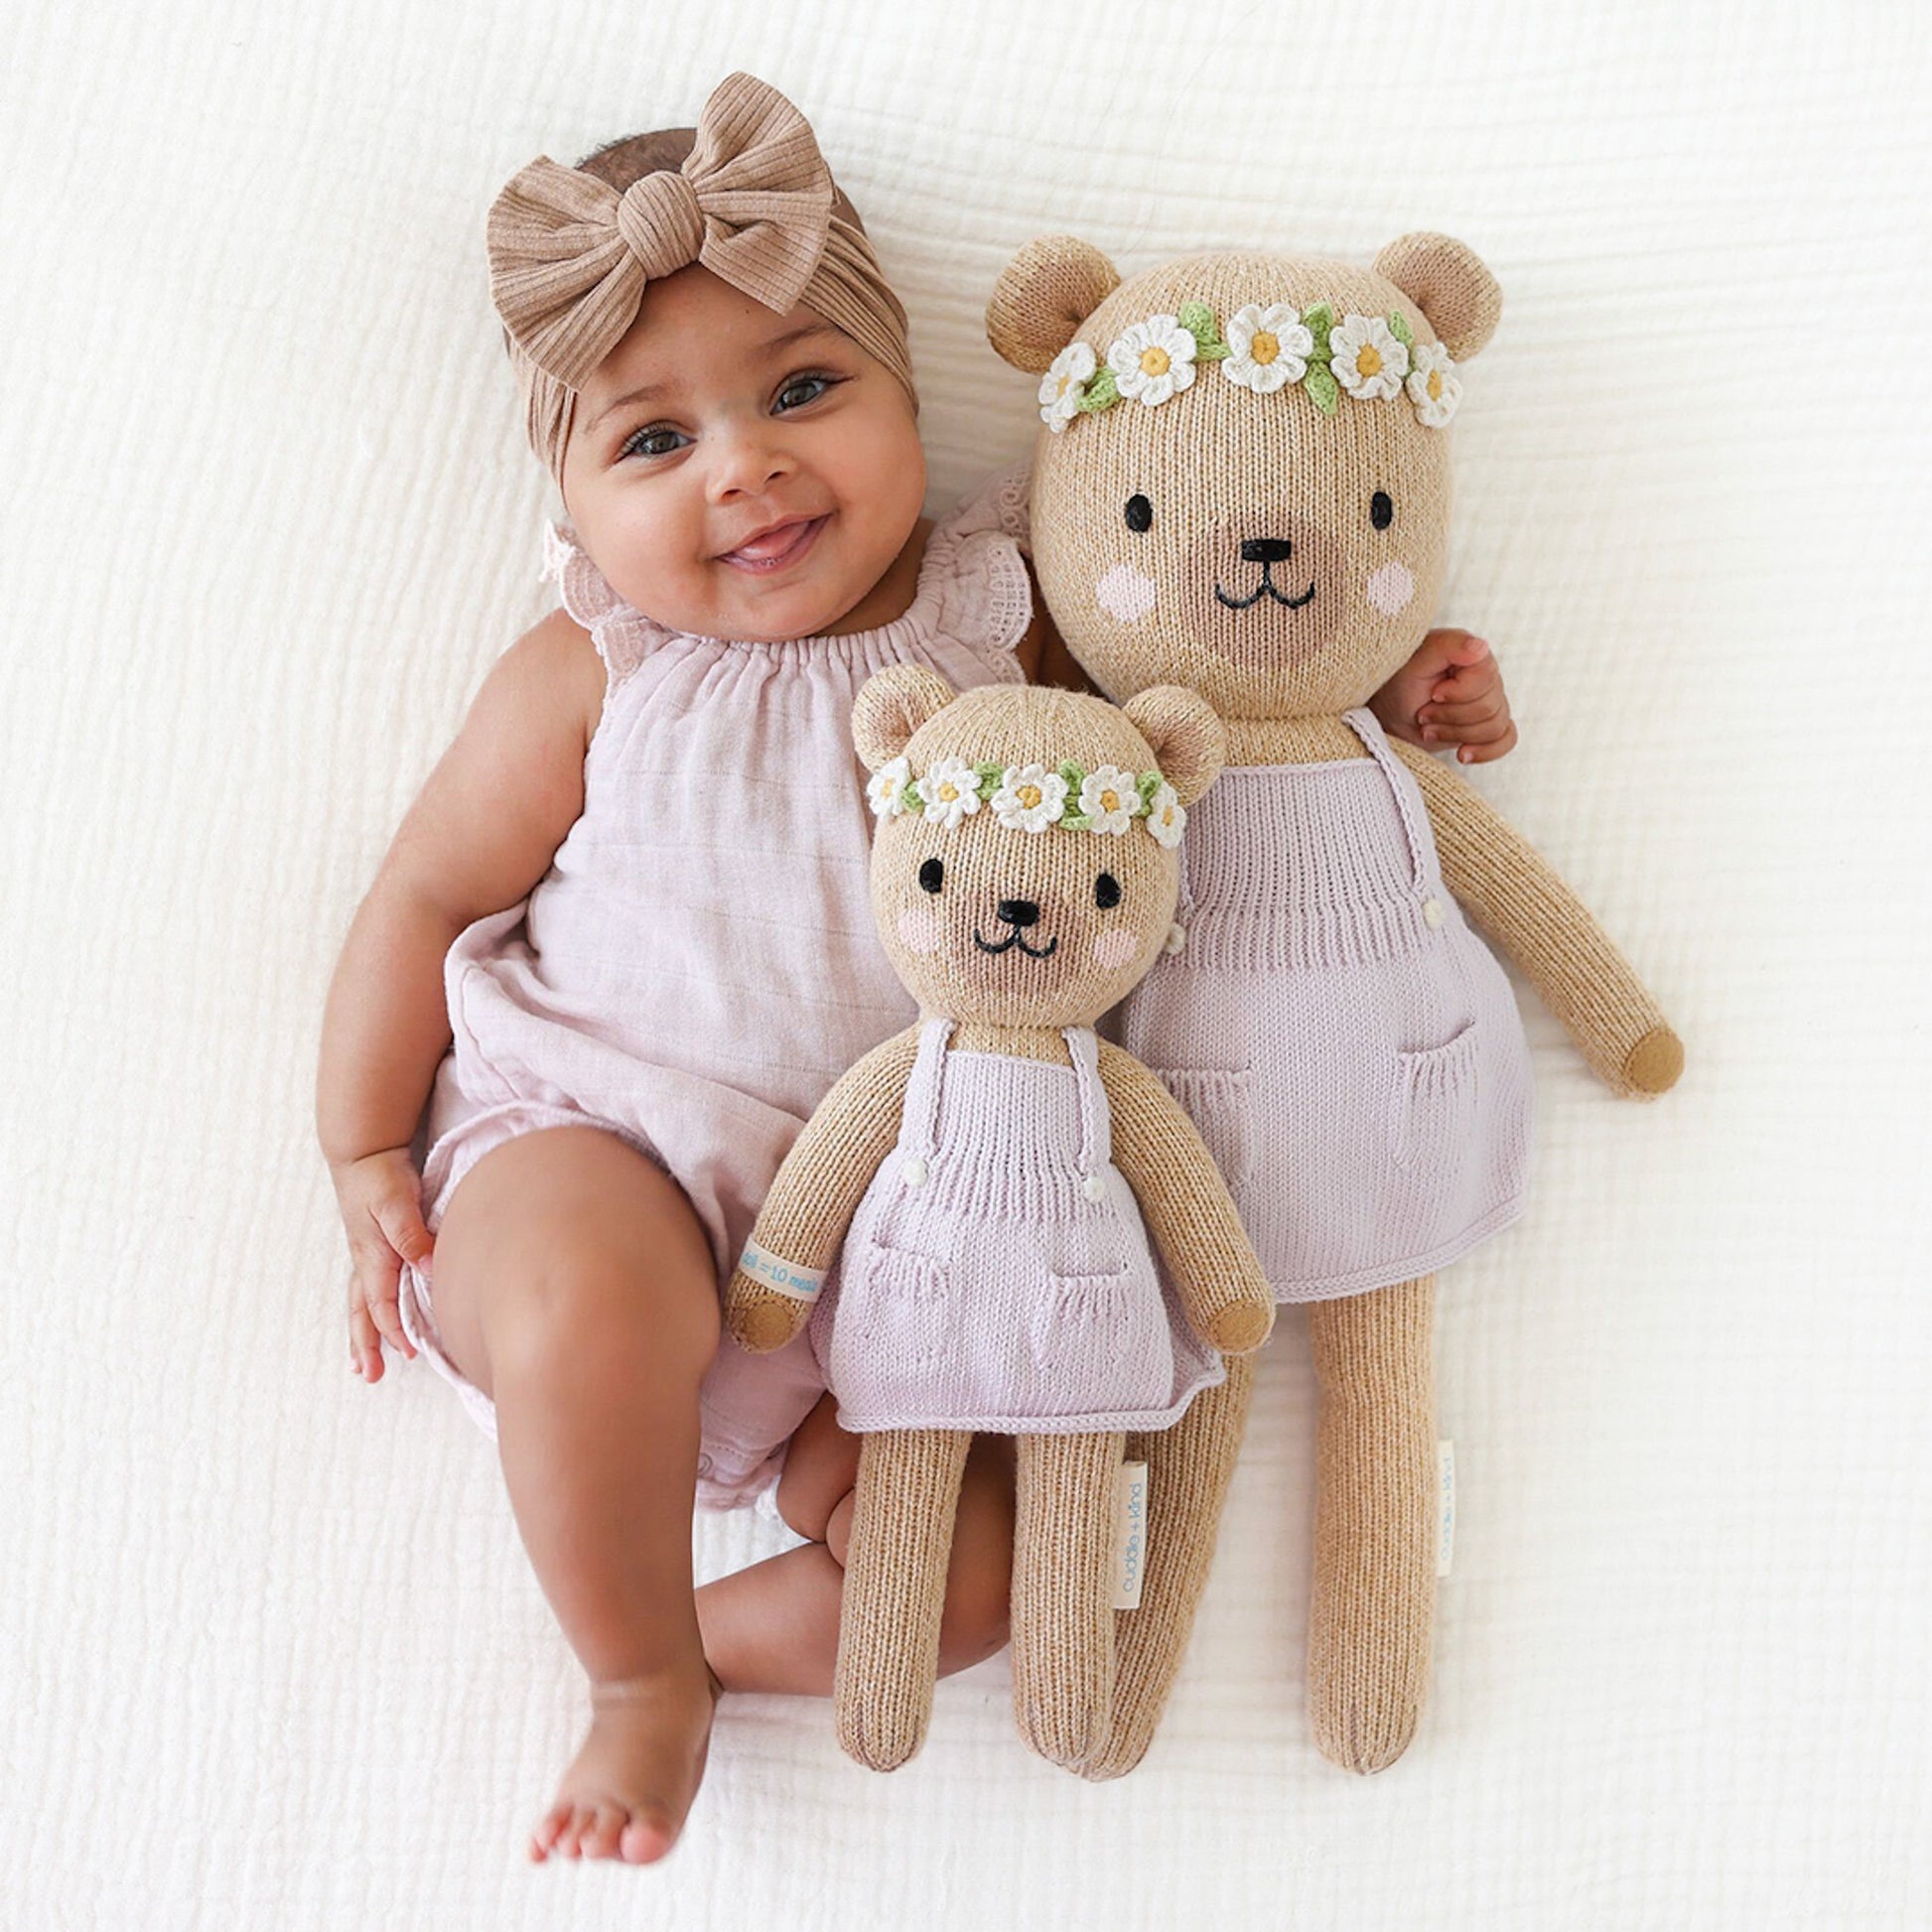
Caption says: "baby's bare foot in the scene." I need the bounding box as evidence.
[529,1660,722,1866]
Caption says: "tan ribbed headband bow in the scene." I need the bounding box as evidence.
[486,71,915,483]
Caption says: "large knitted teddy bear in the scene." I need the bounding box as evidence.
[724,671,1274,1774]
[987,232,1685,1776]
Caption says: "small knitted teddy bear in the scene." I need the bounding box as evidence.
[987,232,1685,1777]
[725,670,1274,1774]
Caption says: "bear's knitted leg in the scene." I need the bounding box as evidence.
[1078,1352,1255,1780]
[1011,1430,1126,1768]
[1306,1275,1437,1773]
[833,1428,973,1771]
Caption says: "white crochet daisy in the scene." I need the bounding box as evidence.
[1145,781,1186,848]
[1221,303,1312,393]
[1108,316,1198,408]
[1405,341,1461,427]
[917,755,984,828]
[991,762,1069,833]
[1037,341,1097,432]
[1329,313,1410,401]
[867,755,911,818]
[1078,764,1140,836]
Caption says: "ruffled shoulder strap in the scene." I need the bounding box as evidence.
[541,522,674,684]
[920,458,1035,660]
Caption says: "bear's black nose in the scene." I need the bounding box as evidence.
[997,898,1039,927]
[1239,536,1295,565]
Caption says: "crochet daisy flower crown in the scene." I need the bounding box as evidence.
[868,754,1186,847]
[1037,299,1460,433]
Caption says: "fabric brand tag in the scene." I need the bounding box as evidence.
[1437,1440,1455,1579]
[1112,1460,1150,1609]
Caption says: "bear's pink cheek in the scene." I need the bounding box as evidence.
[1090,929,1141,970]
[1096,564,1158,623]
[897,906,944,954]
[1367,561,1414,616]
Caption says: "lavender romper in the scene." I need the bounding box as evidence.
[1113,707,1534,1303]
[810,1021,1222,1433]
[396,469,1034,1506]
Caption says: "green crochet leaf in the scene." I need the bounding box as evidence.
[1388,309,1415,347]
[1302,302,1334,355]
[1060,812,1093,831]
[1079,366,1121,411]
[1176,301,1230,360]
[975,760,1007,788]
[899,781,924,814]
[1304,363,1340,416]
[1136,771,1163,810]
[1058,760,1088,792]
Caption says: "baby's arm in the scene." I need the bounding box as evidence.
[317,608,605,1380]
[1368,628,1518,763]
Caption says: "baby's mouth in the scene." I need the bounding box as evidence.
[717,514,829,575]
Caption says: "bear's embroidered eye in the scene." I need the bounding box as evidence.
[1370,490,1394,531]
[1094,872,1122,909]
[918,857,944,895]
[1124,494,1153,534]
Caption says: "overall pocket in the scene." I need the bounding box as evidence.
[1149,1065,1257,1198]
[1389,1020,1480,1173]
[850,1243,954,1372]
[1030,1265,1167,1408]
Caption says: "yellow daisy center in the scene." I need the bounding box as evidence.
[1099,788,1120,812]
[1427,369,1443,399]
[1140,345,1171,377]
[1251,331,1279,364]
[1018,783,1042,809]
[937,780,958,801]
[1356,344,1383,378]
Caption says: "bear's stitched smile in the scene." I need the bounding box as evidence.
[1214,571,1318,612]
[974,927,1060,960]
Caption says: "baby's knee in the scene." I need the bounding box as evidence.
[937,1547,1012,1671]
[489,1241,719,1385]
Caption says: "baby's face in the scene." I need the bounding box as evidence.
[559,265,925,642]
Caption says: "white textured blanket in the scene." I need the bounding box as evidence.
[4,1,1928,1926]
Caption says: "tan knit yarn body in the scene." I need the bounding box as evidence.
[991,231,1684,1775]
[726,670,1273,1775]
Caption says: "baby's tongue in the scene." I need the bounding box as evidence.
[734,520,807,560]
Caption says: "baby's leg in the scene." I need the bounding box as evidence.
[429,1126,720,1864]
[696,1395,1015,1694]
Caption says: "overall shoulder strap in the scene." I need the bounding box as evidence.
[1341,706,1435,893]
[1062,1027,1111,1173]
[900,1018,955,1159]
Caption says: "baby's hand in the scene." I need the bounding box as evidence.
[1370,627,1518,765]
[332,1147,432,1382]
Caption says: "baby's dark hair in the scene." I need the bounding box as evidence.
[574,127,869,232]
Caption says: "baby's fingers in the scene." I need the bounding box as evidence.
[347,1289,385,1382]
[1418,696,1503,731]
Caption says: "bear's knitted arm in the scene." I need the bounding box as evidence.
[1095,1041,1274,1353]
[1389,739,1684,1099]
[724,1025,923,1352]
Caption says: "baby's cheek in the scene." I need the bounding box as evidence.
[1367,561,1415,616]
[1096,564,1158,623]
[1090,928,1141,970]
[897,905,944,955]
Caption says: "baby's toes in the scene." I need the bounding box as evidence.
[580,1804,627,1862]
[620,1807,679,1864]
[529,1800,573,1863]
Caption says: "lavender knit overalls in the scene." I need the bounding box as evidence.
[1113,707,1533,1303]
[810,1020,1223,1433]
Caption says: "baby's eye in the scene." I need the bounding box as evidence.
[775,372,839,413]
[1125,494,1153,533]
[1370,489,1394,531]
[621,425,689,461]
[918,857,944,895]
[1094,872,1122,909]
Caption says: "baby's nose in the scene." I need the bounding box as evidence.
[997,898,1040,928]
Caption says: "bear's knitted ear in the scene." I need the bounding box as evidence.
[852,664,958,771]
[986,235,1122,374]
[1373,232,1501,361]
[1122,685,1226,808]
